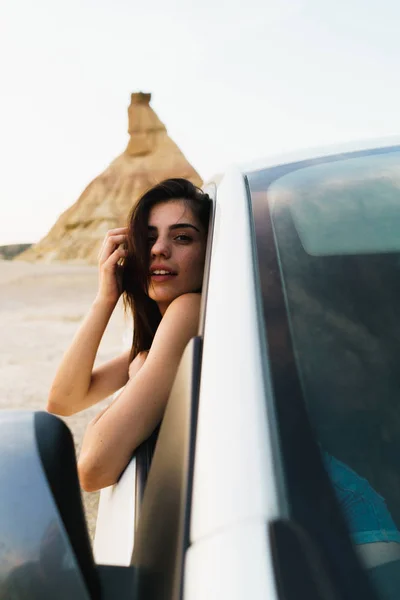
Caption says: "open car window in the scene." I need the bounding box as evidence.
[94,185,216,568]
[248,146,400,599]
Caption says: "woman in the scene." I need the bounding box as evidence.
[47,178,211,492]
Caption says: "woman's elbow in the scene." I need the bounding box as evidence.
[78,470,102,493]
[46,399,73,417]
[47,385,80,417]
[77,454,119,493]
[77,456,102,492]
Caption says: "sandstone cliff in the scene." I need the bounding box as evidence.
[19,93,202,263]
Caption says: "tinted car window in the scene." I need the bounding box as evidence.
[248,148,400,598]
[270,152,400,256]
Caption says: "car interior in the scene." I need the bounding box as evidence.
[269,176,400,599]
[271,182,400,530]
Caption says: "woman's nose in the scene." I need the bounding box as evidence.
[151,236,171,258]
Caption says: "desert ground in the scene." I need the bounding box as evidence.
[0,259,129,541]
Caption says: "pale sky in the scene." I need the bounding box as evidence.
[1,0,400,244]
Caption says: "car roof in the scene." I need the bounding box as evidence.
[239,135,400,174]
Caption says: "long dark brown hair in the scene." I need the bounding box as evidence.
[121,178,211,361]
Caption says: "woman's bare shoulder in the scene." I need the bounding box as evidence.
[147,293,201,362]
[164,292,202,317]
[163,292,201,330]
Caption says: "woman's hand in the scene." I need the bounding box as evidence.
[96,227,128,305]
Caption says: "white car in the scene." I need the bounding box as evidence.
[2,139,400,600]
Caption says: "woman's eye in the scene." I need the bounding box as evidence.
[147,237,156,245]
[175,234,192,243]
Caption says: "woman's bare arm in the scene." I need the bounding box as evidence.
[77,292,201,492]
[47,228,129,416]
[47,299,130,415]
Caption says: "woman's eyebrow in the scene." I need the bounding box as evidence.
[148,223,200,232]
[170,223,200,232]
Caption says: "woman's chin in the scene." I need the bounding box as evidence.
[148,283,200,306]
[148,291,178,305]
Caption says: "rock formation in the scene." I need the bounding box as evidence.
[0,243,32,260]
[19,93,202,263]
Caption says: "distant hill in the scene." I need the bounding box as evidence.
[0,244,32,260]
[18,92,202,264]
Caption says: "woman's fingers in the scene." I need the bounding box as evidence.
[108,227,129,234]
[95,229,129,304]
[97,247,127,303]
[98,228,128,255]
[104,246,127,268]
[98,233,128,264]
[98,227,125,246]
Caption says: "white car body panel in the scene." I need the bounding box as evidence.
[184,520,277,600]
[190,169,280,545]
[93,457,136,566]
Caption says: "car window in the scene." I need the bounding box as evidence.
[269,151,400,255]
[248,147,400,599]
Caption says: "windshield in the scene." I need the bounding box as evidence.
[248,147,400,598]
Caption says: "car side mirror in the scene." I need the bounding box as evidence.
[0,411,137,600]
[0,410,99,599]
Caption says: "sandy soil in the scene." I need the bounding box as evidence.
[0,260,129,541]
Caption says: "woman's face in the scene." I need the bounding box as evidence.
[147,199,207,314]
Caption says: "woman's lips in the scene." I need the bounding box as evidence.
[150,274,177,283]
